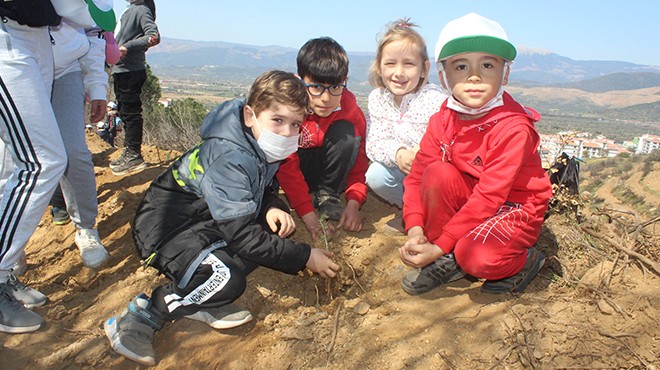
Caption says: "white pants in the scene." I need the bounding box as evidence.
[0,19,66,271]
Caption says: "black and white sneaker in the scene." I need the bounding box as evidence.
[401,253,466,295]
[481,247,545,294]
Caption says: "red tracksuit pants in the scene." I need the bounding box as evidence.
[420,161,545,280]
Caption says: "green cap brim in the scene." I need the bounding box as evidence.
[85,0,116,31]
[439,35,516,61]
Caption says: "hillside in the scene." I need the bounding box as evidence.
[553,72,660,92]
[1,130,658,369]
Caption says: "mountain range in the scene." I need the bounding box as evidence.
[147,37,660,89]
[146,37,660,141]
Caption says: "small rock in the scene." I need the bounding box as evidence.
[353,301,370,315]
[597,299,615,315]
[280,328,314,341]
[255,285,272,298]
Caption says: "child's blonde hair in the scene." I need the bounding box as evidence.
[368,18,430,90]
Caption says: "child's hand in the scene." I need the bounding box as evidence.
[306,248,340,278]
[89,99,106,123]
[337,199,362,232]
[395,148,417,175]
[265,208,296,238]
[301,212,333,240]
[399,232,444,268]
[406,225,425,239]
[119,46,127,59]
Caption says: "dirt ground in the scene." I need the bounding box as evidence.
[2,132,658,369]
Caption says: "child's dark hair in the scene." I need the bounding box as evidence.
[296,37,349,85]
[247,70,309,116]
[369,18,430,89]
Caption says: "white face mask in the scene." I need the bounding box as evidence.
[252,112,300,163]
[439,61,511,116]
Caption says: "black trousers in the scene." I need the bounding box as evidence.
[113,69,146,153]
[298,120,360,197]
[133,168,259,321]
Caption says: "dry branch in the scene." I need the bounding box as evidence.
[580,225,660,275]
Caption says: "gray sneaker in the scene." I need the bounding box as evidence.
[185,304,253,329]
[104,293,165,366]
[110,149,147,176]
[401,253,466,295]
[0,282,43,333]
[7,273,47,308]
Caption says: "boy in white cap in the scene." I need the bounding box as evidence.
[399,13,553,295]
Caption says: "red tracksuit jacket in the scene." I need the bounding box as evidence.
[403,92,553,252]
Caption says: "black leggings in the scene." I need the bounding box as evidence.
[298,120,360,196]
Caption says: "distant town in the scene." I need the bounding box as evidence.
[540,132,660,166]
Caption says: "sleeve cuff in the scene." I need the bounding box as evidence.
[433,233,457,254]
[295,202,316,218]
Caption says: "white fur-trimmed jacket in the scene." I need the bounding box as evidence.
[51,19,108,101]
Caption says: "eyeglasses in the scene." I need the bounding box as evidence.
[304,82,347,97]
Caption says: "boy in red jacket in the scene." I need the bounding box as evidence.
[400,13,553,295]
[276,37,369,239]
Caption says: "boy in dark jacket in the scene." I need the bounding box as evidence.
[399,13,552,295]
[276,37,369,240]
[104,70,339,366]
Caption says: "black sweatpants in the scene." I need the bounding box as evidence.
[298,120,360,197]
[113,69,146,153]
[133,167,259,321]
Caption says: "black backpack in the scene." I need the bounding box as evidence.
[546,152,582,219]
[549,152,581,195]
[0,0,61,27]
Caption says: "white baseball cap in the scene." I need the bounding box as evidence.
[434,13,516,62]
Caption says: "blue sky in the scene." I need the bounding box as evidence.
[115,1,660,66]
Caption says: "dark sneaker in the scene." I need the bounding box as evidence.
[7,273,47,308]
[313,190,343,221]
[51,206,71,226]
[481,247,546,294]
[185,304,253,329]
[110,149,147,176]
[401,253,466,295]
[104,293,165,366]
[109,148,131,168]
[0,282,43,333]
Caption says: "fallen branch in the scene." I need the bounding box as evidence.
[580,225,660,275]
[326,299,343,362]
[487,344,520,370]
[548,321,648,367]
[37,335,98,367]
[509,307,538,369]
